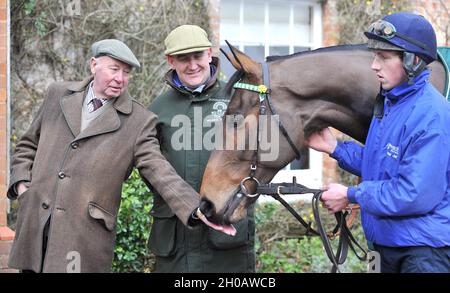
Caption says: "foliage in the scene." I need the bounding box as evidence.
[10,0,211,139]
[112,169,154,273]
[255,201,368,273]
[336,0,412,44]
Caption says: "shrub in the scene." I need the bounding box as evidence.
[255,201,368,273]
[112,172,368,273]
[112,169,154,273]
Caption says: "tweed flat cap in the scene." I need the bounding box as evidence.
[164,25,212,56]
[91,39,140,68]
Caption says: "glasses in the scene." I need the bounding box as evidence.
[366,20,428,50]
[367,20,397,39]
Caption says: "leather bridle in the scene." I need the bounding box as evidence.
[233,62,302,198]
[229,61,367,272]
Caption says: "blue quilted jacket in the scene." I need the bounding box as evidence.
[332,69,450,247]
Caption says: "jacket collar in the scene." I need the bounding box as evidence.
[61,76,132,138]
[66,76,132,114]
[383,69,429,103]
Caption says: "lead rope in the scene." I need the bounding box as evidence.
[257,180,368,273]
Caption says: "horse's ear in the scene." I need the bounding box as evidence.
[225,40,260,77]
[220,47,233,66]
[223,40,244,70]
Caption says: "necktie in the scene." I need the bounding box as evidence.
[91,98,103,112]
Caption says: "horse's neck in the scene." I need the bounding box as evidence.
[270,49,378,142]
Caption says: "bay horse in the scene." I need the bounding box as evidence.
[198,43,446,228]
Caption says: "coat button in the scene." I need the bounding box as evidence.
[42,202,49,209]
[58,172,66,179]
[71,142,79,149]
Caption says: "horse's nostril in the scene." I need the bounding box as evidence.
[199,199,215,218]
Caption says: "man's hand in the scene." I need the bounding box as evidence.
[17,182,29,197]
[322,183,349,213]
[306,127,337,154]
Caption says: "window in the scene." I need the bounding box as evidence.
[220,0,323,193]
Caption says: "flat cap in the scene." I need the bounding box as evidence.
[164,25,212,56]
[91,39,141,68]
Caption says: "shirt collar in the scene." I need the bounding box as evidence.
[87,81,108,103]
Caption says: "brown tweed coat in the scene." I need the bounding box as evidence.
[7,77,199,272]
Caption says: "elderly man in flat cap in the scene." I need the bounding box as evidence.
[7,39,203,273]
[148,25,256,273]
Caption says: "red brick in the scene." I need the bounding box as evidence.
[0,199,6,226]
[0,240,12,255]
[0,89,5,101]
[0,10,6,22]
[0,254,8,268]
[0,268,18,273]
[0,227,15,241]
[0,102,6,115]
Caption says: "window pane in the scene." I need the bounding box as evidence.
[294,46,310,53]
[269,46,289,57]
[221,0,241,41]
[243,0,265,44]
[219,45,237,82]
[244,45,265,63]
[290,147,310,170]
[293,4,311,44]
[268,2,290,44]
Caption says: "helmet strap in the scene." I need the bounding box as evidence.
[373,84,385,120]
[403,52,427,85]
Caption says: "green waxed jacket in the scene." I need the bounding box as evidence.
[148,57,255,272]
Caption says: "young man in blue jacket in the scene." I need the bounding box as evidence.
[307,12,450,273]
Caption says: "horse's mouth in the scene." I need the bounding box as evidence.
[198,187,251,236]
[196,208,237,236]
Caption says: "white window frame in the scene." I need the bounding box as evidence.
[222,0,323,53]
[220,0,323,201]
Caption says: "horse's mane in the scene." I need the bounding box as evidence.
[266,44,368,62]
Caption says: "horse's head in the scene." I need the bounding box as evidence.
[199,43,303,225]
[198,42,447,231]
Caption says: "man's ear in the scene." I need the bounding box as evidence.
[90,57,97,74]
[207,48,213,63]
[167,55,176,69]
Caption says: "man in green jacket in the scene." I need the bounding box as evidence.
[148,25,255,272]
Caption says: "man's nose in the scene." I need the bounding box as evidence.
[371,58,380,71]
[187,59,198,69]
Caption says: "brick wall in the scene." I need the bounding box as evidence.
[321,0,340,47]
[0,0,16,273]
[414,0,449,46]
[208,0,221,56]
